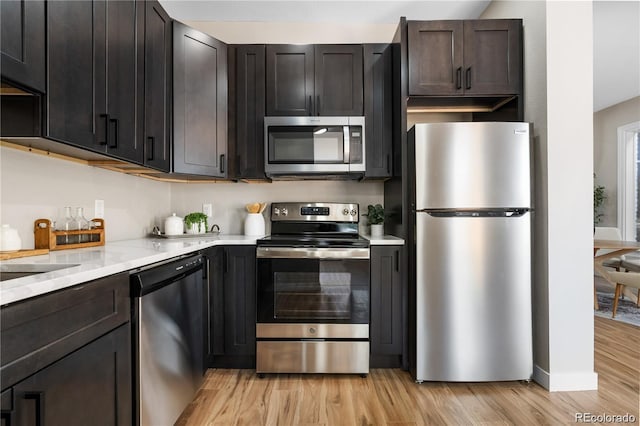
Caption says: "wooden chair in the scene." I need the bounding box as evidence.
[601,270,640,317]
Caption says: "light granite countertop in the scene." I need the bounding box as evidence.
[0,234,405,306]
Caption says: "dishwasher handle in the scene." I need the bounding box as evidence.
[131,255,204,297]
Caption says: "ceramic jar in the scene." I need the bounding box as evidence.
[164,213,184,236]
[0,224,22,252]
[244,213,265,236]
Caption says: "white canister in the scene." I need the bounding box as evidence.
[0,224,22,252]
[244,213,265,236]
[164,213,184,236]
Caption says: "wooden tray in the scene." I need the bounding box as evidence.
[0,249,49,261]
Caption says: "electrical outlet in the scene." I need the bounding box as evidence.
[203,203,213,217]
[94,199,105,219]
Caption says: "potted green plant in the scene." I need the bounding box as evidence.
[594,175,606,227]
[184,212,208,234]
[364,204,385,238]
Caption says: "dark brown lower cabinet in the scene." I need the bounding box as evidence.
[1,324,131,426]
[370,245,404,367]
[205,245,256,368]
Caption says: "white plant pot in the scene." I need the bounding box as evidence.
[370,223,384,238]
[186,221,207,234]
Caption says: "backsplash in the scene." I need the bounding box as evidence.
[169,179,384,235]
[1,146,384,248]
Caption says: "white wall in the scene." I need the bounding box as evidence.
[0,146,171,246]
[170,180,383,235]
[482,1,597,391]
[183,21,396,44]
[593,96,640,227]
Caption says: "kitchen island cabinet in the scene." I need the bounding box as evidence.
[205,245,256,368]
[0,272,131,425]
[46,0,143,164]
[173,21,228,177]
[266,44,363,116]
[0,0,46,93]
[370,245,404,367]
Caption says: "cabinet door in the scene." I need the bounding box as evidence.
[370,246,403,367]
[223,246,256,358]
[364,44,392,178]
[408,21,463,96]
[231,45,266,179]
[0,0,45,93]
[7,324,131,426]
[205,246,224,363]
[143,0,172,172]
[265,44,314,116]
[46,0,106,150]
[314,45,363,116]
[105,0,142,163]
[173,22,228,177]
[463,19,522,95]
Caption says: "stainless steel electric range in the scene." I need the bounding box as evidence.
[255,202,370,376]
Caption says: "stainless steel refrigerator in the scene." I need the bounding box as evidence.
[409,122,533,382]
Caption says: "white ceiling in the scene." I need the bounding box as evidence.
[160,0,640,112]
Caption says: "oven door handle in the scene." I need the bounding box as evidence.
[256,247,370,259]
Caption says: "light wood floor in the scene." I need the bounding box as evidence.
[177,317,639,425]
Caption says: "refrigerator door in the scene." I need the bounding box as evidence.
[413,122,531,210]
[414,211,532,382]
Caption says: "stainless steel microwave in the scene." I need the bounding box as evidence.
[264,116,365,178]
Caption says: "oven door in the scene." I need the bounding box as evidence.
[256,247,370,325]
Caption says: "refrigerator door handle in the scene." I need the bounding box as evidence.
[416,209,529,218]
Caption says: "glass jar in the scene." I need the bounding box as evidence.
[57,206,77,245]
[75,207,91,243]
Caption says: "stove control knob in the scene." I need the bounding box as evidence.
[350,209,357,216]
[309,327,316,334]
[281,208,288,216]
[343,208,349,216]
[273,208,280,216]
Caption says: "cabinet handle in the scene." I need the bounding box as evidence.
[394,249,399,272]
[386,154,391,174]
[308,95,313,115]
[456,67,462,90]
[465,67,471,90]
[99,114,110,145]
[24,392,44,426]
[220,154,226,174]
[223,250,228,273]
[146,137,155,161]
[316,95,320,116]
[109,118,119,149]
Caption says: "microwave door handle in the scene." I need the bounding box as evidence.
[343,126,350,164]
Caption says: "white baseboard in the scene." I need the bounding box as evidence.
[534,365,598,391]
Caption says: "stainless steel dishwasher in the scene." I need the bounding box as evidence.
[130,254,205,426]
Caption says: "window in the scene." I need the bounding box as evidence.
[617,121,640,240]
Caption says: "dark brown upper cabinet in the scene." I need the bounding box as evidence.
[266,44,363,116]
[142,0,172,172]
[0,0,46,93]
[46,0,143,164]
[364,44,393,179]
[228,45,266,180]
[173,21,228,177]
[408,19,522,96]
